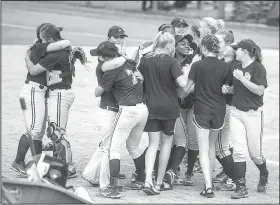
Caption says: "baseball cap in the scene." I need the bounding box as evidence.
[158,24,175,32]
[175,34,193,44]
[171,17,189,27]
[230,39,254,52]
[37,23,63,34]
[108,26,128,38]
[39,23,63,39]
[90,41,120,57]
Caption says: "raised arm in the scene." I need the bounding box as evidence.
[46,40,71,52]
[101,56,126,72]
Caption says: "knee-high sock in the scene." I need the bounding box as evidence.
[218,154,235,179]
[109,159,120,179]
[234,161,246,181]
[34,140,42,155]
[153,150,160,179]
[15,134,30,163]
[166,145,176,171]
[255,160,268,176]
[186,149,199,175]
[133,148,147,182]
[171,146,186,173]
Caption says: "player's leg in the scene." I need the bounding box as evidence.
[193,113,213,197]
[47,89,76,177]
[142,119,161,195]
[155,119,176,189]
[214,107,235,188]
[105,106,139,199]
[12,84,46,176]
[184,107,199,186]
[244,109,268,193]
[125,104,149,189]
[31,89,48,156]
[165,115,187,185]
[229,107,248,199]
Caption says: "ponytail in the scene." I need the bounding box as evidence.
[252,45,262,63]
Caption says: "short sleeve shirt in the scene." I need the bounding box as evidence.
[138,52,183,119]
[232,61,267,110]
[100,61,145,106]
[26,43,50,86]
[176,54,195,109]
[188,56,229,115]
[224,60,241,105]
[96,60,119,108]
[38,50,72,90]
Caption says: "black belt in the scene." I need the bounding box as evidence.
[49,86,71,91]
[25,80,47,90]
[99,105,119,113]
[123,101,146,106]
[235,106,258,112]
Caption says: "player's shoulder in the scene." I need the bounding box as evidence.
[253,61,266,72]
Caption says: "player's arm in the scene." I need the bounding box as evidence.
[28,52,59,75]
[233,68,266,96]
[101,56,127,72]
[46,40,71,52]
[239,78,265,96]
[95,85,104,97]
[95,69,118,97]
[177,79,195,98]
[25,51,47,75]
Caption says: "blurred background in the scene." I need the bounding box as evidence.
[74,1,279,26]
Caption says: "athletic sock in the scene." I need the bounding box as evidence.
[109,159,120,178]
[255,160,268,176]
[15,134,30,163]
[186,149,199,175]
[34,140,42,155]
[171,146,186,173]
[133,148,147,182]
[166,145,176,171]
[219,154,235,179]
[234,161,246,181]
[229,147,233,154]
[153,150,160,179]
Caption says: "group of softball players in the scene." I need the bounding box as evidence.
[90,16,269,200]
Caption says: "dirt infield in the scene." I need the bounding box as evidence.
[1,1,279,203]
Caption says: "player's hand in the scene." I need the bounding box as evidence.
[192,54,202,63]
[233,69,244,81]
[182,64,191,77]
[189,84,195,93]
[134,71,144,82]
[222,84,230,94]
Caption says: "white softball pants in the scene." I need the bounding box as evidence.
[230,106,266,165]
[215,105,232,159]
[110,103,149,160]
[19,82,48,141]
[48,89,75,129]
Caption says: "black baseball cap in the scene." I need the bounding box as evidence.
[158,24,175,32]
[175,34,193,44]
[37,23,63,35]
[171,17,189,27]
[90,41,120,57]
[108,26,128,38]
[230,39,254,52]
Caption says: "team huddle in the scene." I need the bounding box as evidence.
[11,16,269,201]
